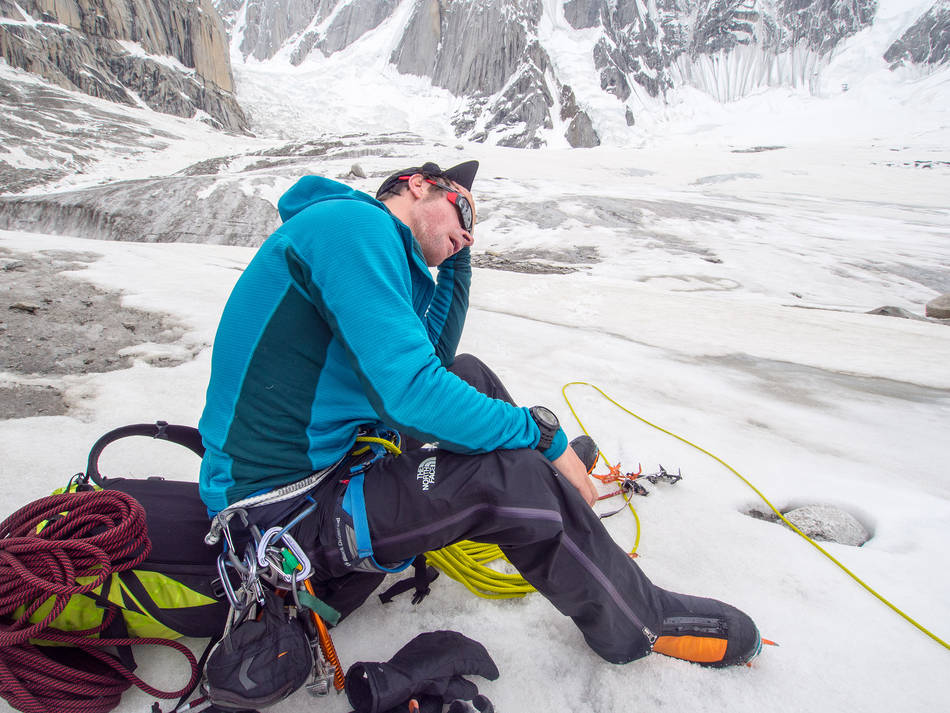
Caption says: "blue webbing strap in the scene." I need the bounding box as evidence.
[342,473,413,573]
[342,473,373,558]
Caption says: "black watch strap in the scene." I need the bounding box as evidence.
[529,406,559,452]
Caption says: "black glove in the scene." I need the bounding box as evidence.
[447,694,495,713]
[345,631,499,713]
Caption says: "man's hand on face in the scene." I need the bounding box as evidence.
[551,446,598,507]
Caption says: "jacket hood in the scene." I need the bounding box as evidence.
[277,176,385,223]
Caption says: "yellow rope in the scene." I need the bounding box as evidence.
[425,544,535,599]
[561,385,643,557]
[561,380,949,651]
[352,435,402,456]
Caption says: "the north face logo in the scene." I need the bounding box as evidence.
[417,456,436,491]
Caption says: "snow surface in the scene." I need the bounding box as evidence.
[2,145,948,711]
[2,3,950,710]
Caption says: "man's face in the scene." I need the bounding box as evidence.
[412,179,475,267]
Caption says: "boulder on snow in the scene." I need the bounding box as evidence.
[866,305,929,321]
[783,504,870,546]
[925,293,950,319]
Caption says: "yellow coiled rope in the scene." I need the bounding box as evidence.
[424,542,535,599]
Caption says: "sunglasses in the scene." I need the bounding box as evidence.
[424,178,475,235]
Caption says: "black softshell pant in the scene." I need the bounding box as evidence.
[306,354,666,663]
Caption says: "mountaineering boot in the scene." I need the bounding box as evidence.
[652,591,762,667]
[569,435,600,474]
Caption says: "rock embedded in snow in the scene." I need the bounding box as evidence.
[866,305,930,321]
[925,293,950,319]
[8,302,39,314]
[783,504,871,546]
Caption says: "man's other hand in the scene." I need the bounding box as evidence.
[552,447,598,507]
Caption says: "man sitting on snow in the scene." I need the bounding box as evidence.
[197,159,762,667]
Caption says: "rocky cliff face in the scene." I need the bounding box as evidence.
[216,0,891,148]
[393,0,600,148]
[294,0,399,62]
[567,0,878,101]
[0,0,247,131]
[226,0,399,64]
[884,0,950,69]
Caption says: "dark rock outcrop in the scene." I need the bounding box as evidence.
[309,0,399,59]
[222,0,399,64]
[565,112,601,148]
[774,0,877,54]
[394,0,599,148]
[393,0,537,98]
[0,0,247,132]
[866,305,931,321]
[884,0,950,69]
[237,0,324,62]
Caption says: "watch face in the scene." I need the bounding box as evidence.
[532,406,558,430]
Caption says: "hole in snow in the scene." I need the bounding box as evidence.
[744,503,872,546]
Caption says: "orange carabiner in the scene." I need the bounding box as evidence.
[304,578,345,692]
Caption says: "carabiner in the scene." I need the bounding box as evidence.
[216,551,246,611]
[256,527,313,582]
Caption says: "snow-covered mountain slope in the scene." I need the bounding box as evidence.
[0,61,264,196]
[216,0,950,147]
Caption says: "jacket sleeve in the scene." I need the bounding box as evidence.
[283,200,539,454]
[425,247,471,366]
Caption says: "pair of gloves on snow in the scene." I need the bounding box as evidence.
[345,631,498,713]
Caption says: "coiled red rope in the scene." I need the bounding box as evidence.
[0,489,199,713]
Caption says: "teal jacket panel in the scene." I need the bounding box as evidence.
[198,176,542,512]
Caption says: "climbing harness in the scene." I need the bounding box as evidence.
[201,427,413,708]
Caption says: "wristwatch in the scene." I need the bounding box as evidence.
[529,406,560,452]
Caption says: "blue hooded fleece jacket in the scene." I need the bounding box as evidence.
[198,176,566,512]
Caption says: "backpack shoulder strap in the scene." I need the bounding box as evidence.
[84,421,205,487]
